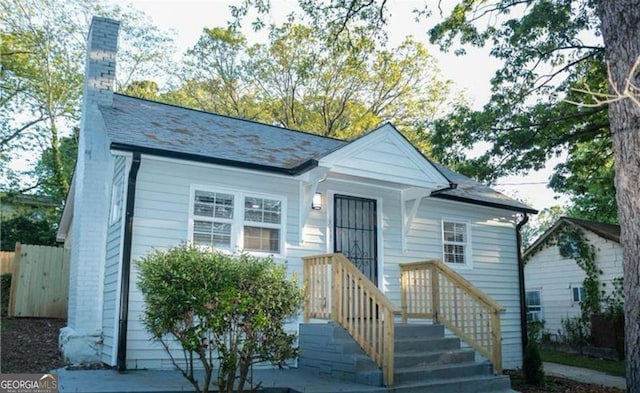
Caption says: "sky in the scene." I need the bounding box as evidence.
[110,0,568,212]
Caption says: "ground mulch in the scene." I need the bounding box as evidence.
[1,317,68,373]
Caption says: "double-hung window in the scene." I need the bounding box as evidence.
[192,191,234,249]
[525,290,543,322]
[442,219,470,266]
[243,197,282,253]
[190,188,284,255]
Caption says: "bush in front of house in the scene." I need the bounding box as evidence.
[137,245,303,393]
[523,341,545,385]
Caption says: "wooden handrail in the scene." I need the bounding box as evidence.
[400,260,505,373]
[303,253,398,386]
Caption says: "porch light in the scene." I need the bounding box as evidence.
[312,192,322,210]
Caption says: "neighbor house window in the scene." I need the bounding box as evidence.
[442,220,470,265]
[526,290,543,322]
[571,285,586,304]
[190,188,284,254]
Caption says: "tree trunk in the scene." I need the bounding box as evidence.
[596,1,640,392]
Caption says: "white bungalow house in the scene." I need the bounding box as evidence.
[57,17,537,390]
[524,217,622,335]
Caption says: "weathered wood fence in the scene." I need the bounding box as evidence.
[8,243,70,318]
[0,251,14,274]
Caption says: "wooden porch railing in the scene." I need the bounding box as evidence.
[400,260,505,373]
[303,253,398,386]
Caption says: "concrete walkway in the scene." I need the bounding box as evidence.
[55,367,388,393]
[543,362,627,390]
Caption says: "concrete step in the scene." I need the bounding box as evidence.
[394,336,461,352]
[394,361,490,384]
[393,348,475,368]
[394,324,444,340]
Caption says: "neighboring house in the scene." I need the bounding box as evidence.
[524,217,622,335]
[57,17,537,381]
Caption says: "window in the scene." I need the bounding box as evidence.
[442,220,469,265]
[526,290,543,322]
[192,191,234,248]
[558,233,580,259]
[109,176,124,225]
[243,197,281,253]
[572,285,586,303]
[190,188,284,254]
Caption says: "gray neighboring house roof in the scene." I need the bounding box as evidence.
[100,93,537,214]
[525,216,620,258]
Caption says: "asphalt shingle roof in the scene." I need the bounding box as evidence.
[100,93,536,214]
[101,94,346,174]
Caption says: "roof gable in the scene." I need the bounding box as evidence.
[320,123,451,189]
[525,217,620,258]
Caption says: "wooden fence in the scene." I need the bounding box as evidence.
[8,243,70,318]
[0,251,14,274]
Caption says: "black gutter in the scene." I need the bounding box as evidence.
[516,213,530,357]
[117,152,141,372]
[430,193,539,215]
[110,142,318,176]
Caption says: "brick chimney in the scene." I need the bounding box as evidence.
[61,16,120,366]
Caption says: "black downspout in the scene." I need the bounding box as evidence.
[117,152,141,372]
[516,213,530,357]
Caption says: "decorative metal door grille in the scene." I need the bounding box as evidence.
[334,195,378,285]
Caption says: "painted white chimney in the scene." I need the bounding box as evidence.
[60,16,120,365]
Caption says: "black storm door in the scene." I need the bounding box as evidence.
[333,194,378,286]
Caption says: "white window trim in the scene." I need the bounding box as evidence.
[441,217,473,269]
[525,288,544,322]
[188,185,287,258]
[570,283,585,305]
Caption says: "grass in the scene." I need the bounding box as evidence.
[541,349,626,377]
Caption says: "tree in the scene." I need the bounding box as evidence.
[596,2,640,389]
[137,245,302,393]
[33,130,78,203]
[165,22,458,152]
[0,0,174,200]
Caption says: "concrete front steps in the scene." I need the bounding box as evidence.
[298,322,512,393]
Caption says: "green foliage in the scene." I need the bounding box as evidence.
[523,342,545,386]
[1,273,11,316]
[527,320,546,344]
[0,213,58,251]
[559,316,591,348]
[137,245,303,393]
[163,22,458,153]
[602,277,624,318]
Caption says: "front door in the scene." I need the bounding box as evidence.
[333,194,378,286]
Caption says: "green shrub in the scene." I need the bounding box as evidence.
[559,316,591,348]
[1,273,11,316]
[137,245,303,393]
[523,342,545,385]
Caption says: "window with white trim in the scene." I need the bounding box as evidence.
[442,220,469,265]
[109,175,124,225]
[243,196,281,253]
[571,284,586,304]
[190,188,284,254]
[192,191,234,249]
[526,290,543,322]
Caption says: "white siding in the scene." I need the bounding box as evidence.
[121,156,522,371]
[101,155,127,365]
[524,230,623,336]
[125,157,302,369]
